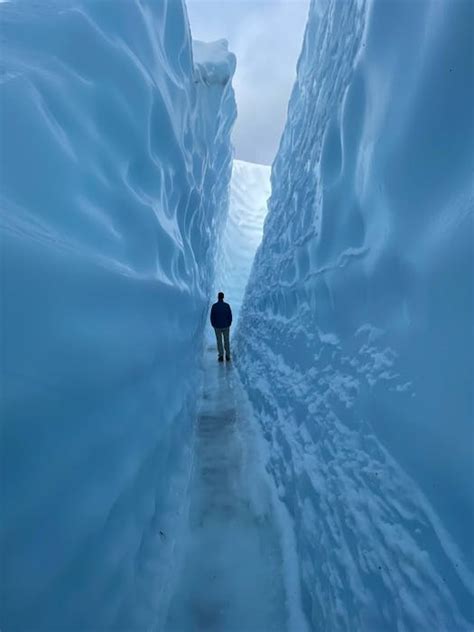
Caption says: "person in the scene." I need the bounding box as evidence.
[210,291,232,362]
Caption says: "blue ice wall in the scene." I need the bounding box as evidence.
[236,0,474,629]
[0,2,235,629]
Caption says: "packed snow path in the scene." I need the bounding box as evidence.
[165,347,288,632]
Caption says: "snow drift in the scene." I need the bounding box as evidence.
[236,0,474,629]
[0,2,235,630]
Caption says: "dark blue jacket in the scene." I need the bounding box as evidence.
[210,300,232,329]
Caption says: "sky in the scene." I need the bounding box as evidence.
[186,0,310,166]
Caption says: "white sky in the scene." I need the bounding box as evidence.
[186,0,309,166]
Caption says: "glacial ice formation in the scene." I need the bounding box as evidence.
[236,0,474,629]
[0,2,235,630]
[2,0,473,629]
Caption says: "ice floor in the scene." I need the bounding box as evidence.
[165,347,288,632]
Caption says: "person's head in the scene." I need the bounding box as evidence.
[218,291,224,301]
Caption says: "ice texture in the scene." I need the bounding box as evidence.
[213,159,271,324]
[0,2,235,630]
[236,0,474,629]
[164,349,290,632]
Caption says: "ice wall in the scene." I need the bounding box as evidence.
[237,0,474,629]
[0,2,235,630]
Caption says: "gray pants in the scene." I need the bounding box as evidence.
[214,327,230,357]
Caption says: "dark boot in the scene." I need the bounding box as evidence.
[226,354,231,362]
[218,355,224,362]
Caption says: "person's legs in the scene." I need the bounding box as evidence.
[223,327,231,358]
[214,328,224,358]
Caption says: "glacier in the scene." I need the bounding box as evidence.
[0,2,235,630]
[1,0,473,630]
[236,0,474,630]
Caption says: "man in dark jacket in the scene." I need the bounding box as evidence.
[210,292,232,362]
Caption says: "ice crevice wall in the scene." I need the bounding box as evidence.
[0,2,236,630]
[236,0,474,630]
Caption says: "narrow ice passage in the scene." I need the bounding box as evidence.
[165,348,287,632]
[164,159,292,630]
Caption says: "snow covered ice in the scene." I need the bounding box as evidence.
[1,0,473,631]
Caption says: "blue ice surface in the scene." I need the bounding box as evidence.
[236,0,474,629]
[0,1,235,629]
